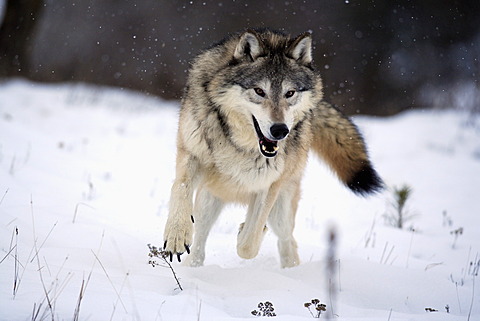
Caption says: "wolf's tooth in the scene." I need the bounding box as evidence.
[261,145,266,151]
[273,146,279,152]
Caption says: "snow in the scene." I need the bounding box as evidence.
[1,79,479,320]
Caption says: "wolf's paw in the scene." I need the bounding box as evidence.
[163,218,193,262]
[237,243,259,259]
[183,252,204,267]
[278,238,300,268]
[237,223,268,259]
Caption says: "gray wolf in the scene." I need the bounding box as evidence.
[162,29,383,268]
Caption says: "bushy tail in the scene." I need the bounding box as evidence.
[310,102,383,196]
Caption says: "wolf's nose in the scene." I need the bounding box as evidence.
[270,123,289,140]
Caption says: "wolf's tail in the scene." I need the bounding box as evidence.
[310,102,383,196]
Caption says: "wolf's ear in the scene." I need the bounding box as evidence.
[234,31,264,61]
[287,32,313,66]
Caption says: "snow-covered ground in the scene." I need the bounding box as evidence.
[0,80,479,320]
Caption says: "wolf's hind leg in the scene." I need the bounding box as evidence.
[184,187,224,267]
[268,183,301,268]
[237,191,273,260]
[237,182,282,260]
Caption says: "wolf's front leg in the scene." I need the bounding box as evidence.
[237,182,282,259]
[184,187,224,267]
[268,182,301,268]
[163,152,198,262]
[163,180,194,261]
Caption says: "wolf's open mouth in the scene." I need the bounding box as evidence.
[252,116,278,158]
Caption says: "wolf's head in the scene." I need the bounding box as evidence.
[212,29,322,158]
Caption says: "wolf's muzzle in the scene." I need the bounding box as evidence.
[252,116,289,158]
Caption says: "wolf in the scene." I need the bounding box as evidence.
[162,29,383,268]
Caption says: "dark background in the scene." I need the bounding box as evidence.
[1,0,479,115]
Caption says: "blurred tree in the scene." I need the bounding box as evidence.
[0,0,44,77]
[0,0,479,115]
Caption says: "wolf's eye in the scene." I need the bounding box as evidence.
[285,90,296,98]
[254,88,266,97]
